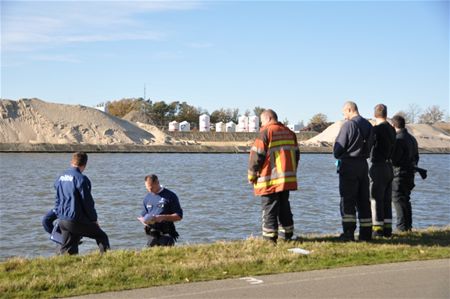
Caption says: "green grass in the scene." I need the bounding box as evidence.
[1,227,450,298]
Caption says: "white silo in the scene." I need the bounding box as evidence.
[179,121,190,132]
[215,122,225,132]
[248,115,259,132]
[199,114,210,132]
[237,115,249,132]
[225,121,236,132]
[168,121,179,132]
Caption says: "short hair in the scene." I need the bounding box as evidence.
[343,101,358,112]
[262,109,278,121]
[392,115,406,129]
[374,104,387,118]
[144,174,159,183]
[71,152,88,167]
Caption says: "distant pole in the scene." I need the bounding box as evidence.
[144,84,146,100]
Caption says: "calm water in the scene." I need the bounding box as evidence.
[0,153,449,260]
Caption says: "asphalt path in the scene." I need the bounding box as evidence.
[73,259,450,299]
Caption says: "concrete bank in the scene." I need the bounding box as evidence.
[1,143,449,153]
[73,259,450,299]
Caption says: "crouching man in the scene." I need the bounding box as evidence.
[138,174,183,247]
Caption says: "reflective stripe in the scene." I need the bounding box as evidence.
[269,139,296,148]
[360,218,372,223]
[384,223,392,228]
[263,231,277,238]
[384,219,392,224]
[268,145,298,152]
[291,150,297,170]
[342,218,357,223]
[373,225,383,232]
[257,171,298,183]
[279,225,294,233]
[360,222,373,227]
[254,176,297,189]
[372,220,384,226]
[274,151,283,173]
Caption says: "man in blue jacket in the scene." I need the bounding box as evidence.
[138,174,183,247]
[334,101,373,241]
[55,152,110,254]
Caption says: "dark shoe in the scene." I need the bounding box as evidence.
[338,233,355,242]
[358,235,372,242]
[372,230,384,238]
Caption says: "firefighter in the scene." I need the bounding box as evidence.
[334,101,373,241]
[248,109,300,243]
[391,115,419,232]
[369,104,396,238]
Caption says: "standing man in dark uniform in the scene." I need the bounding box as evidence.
[334,101,373,241]
[55,152,110,254]
[248,109,300,243]
[369,104,396,238]
[138,174,183,247]
[391,115,419,232]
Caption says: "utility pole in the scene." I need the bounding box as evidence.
[144,84,146,101]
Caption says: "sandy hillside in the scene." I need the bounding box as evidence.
[0,98,167,145]
[302,119,450,149]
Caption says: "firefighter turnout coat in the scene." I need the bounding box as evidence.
[248,122,300,196]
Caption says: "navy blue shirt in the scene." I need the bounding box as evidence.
[55,167,97,223]
[141,187,183,234]
[334,115,373,160]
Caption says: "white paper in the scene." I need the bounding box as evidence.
[288,248,311,255]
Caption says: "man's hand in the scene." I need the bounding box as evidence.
[248,176,258,184]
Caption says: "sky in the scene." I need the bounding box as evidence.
[1,0,449,123]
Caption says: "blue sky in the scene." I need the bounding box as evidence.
[1,0,449,123]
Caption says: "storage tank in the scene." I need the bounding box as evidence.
[168,121,179,132]
[225,121,236,132]
[248,115,259,132]
[215,122,225,132]
[237,115,249,132]
[179,121,190,132]
[199,114,210,132]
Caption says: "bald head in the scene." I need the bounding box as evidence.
[260,109,278,126]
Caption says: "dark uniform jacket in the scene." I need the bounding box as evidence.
[334,115,373,160]
[141,187,183,239]
[392,128,419,176]
[370,121,396,163]
[55,167,97,224]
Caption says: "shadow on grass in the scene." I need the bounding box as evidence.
[294,229,450,246]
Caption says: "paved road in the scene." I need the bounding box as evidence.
[74,259,450,298]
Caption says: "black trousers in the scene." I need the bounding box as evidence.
[392,174,415,231]
[146,234,175,247]
[59,220,110,255]
[261,190,294,242]
[339,159,372,240]
[370,162,394,236]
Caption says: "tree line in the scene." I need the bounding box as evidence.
[104,98,446,132]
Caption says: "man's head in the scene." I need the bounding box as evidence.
[260,109,278,127]
[392,115,406,130]
[374,104,387,119]
[342,101,359,120]
[71,152,88,172]
[145,174,161,194]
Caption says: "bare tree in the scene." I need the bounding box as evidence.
[418,105,445,124]
[406,103,422,124]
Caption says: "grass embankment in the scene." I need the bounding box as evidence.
[1,227,450,298]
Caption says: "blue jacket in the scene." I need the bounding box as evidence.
[334,115,373,160]
[141,187,183,237]
[55,167,97,224]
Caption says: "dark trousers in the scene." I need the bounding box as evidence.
[146,235,175,247]
[339,159,372,240]
[261,190,294,242]
[59,220,110,255]
[370,162,394,237]
[392,174,415,231]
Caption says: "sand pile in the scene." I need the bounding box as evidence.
[0,98,166,145]
[302,119,450,149]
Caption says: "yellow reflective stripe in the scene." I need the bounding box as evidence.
[360,223,372,227]
[373,225,383,232]
[384,223,392,228]
[263,231,277,238]
[254,176,297,189]
[290,149,297,170]
[274,151,282,173]
[269,139,296,148]
[248,174,257,181]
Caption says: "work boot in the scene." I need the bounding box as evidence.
[338,231,355,242]
[372,230,384,239]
